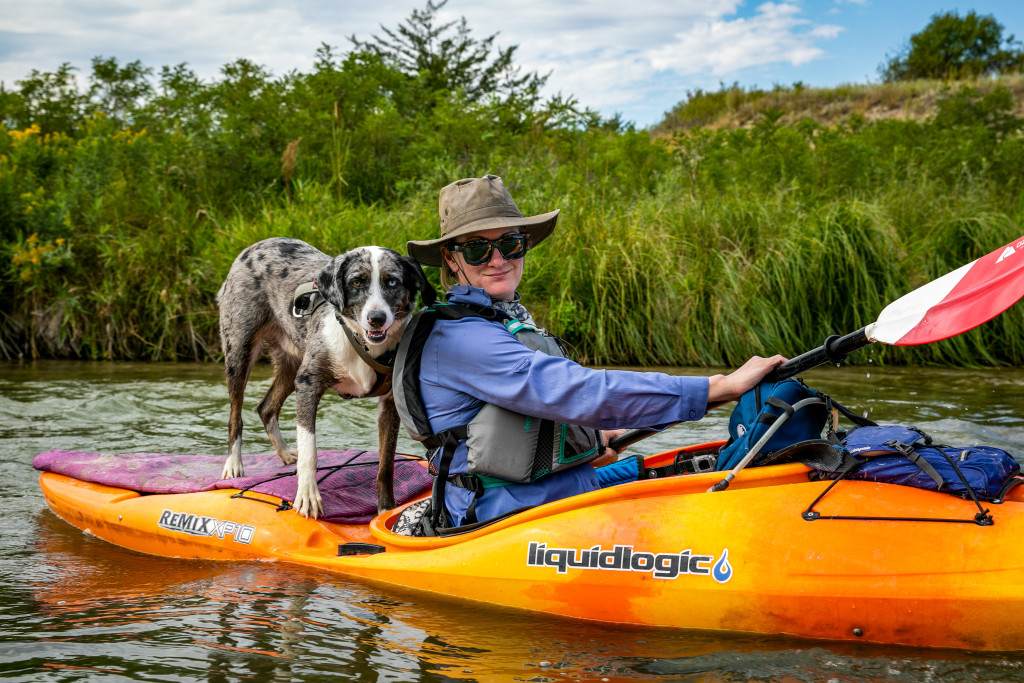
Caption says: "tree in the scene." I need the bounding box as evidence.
[1,63,86,134]
[89,56,154,127]
[880,10,1024,81]
[349,0,548,109]
[144,63,215,135]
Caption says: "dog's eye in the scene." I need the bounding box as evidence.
[387,279,398,287]
[350,279,363,288]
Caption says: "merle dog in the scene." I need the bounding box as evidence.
[217,237,435,518]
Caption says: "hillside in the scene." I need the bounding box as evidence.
[652,74,1024,135]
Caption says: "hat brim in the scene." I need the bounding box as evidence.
[407,209,559,267]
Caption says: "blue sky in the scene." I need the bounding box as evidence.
[2,1,1022,128]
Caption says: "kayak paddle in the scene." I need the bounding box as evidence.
[608,233,1024,454]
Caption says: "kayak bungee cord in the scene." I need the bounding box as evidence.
[230,451,425,512]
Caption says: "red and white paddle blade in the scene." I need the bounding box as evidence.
[866,235,1024,346]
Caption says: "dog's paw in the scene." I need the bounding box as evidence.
[278,449,298,466]
[293,481,324,519]
[377,492,397,514]
[221,460,245,480]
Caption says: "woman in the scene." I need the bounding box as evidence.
[399,175,783,530]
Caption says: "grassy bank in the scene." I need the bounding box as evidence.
[652,74,1024,134]
[2,73,1023,367]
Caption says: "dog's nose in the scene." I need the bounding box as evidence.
[367,311,387,329]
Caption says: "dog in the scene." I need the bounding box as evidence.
[217,237,435,518]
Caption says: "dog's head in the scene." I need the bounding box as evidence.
[315,246,436,351]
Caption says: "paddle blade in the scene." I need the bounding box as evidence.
[867,235,1024,345]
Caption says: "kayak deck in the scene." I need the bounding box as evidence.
[38,444,1024,651]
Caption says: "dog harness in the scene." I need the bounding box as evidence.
[393,301,603,528]
[291,281,393,399]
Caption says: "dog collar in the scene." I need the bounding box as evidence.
[336,315,396,400]
[338,316,396,375]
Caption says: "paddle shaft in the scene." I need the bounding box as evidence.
[606,327,871,453]
[763,327,870,382]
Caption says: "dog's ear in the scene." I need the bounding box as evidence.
[315,255,346,310]
[401,255,436,307]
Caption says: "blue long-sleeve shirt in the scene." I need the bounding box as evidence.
[419,286,710,524]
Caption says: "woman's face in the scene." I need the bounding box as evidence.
[441,227,525,302]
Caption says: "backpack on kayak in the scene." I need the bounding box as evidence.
[820,424,1021,501]
[716,379,1021,503]
[715,378,871,471]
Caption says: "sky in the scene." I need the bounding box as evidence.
[2,1,1023,129]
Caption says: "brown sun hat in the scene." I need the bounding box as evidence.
[407,174,559,267]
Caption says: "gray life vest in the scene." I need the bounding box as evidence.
[393,302,603,494]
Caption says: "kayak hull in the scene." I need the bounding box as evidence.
[38,447,1024,651]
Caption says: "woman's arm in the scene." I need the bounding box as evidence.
[424,317,709,430]
[706,355,787,406]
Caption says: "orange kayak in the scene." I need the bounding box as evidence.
[38,442,1024,651]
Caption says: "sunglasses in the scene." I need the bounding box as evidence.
[449,234,529,266]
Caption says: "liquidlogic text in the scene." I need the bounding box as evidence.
[527,542,732,582]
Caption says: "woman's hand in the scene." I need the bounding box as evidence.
[593,429,628,466]
[707,355,787,406]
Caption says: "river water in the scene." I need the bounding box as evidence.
[2,360,1024,682]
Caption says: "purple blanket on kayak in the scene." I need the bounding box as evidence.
[33,449,432,524]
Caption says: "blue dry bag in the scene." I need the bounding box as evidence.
[832,425,1020,500]
[716,378,830,471]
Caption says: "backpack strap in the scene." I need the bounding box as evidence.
[757,439,856,472]
[427,426,477,530]
[827,396,877,427]
[759,396,796,425]
[733,395,828,472]
[885,439,945,488]
[823,394,878,444]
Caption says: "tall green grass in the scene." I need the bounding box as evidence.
[2,82,1023,367]
[525,171,1024,367]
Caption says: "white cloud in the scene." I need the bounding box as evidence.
[647,2,842,75]
[441,1,842,116]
